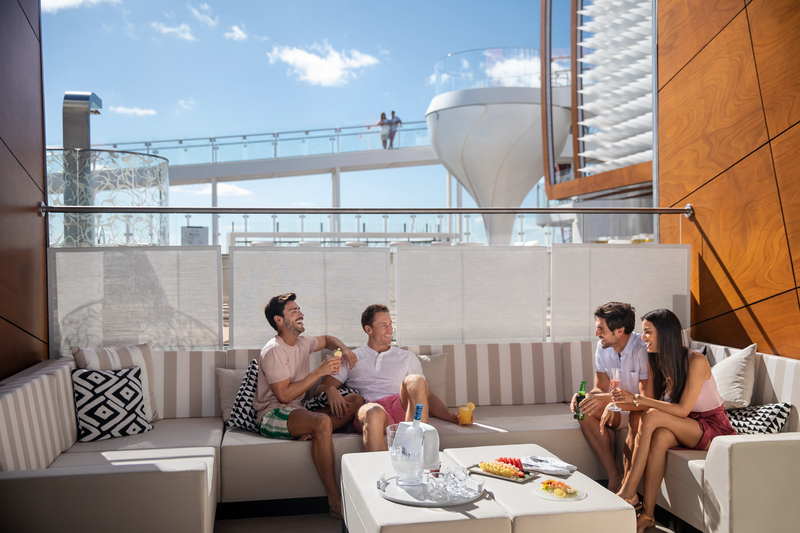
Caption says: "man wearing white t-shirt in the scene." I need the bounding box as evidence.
[570,301,650,492]
[316,303,458,451]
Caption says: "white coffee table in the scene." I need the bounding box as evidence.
[341,451,512,533]
[444,443,636,532]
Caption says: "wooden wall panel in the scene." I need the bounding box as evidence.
[0,0,44,193]
[546,161,651,201]
[0,142,47,341]
[748,0,800,138]
[692,290,800,359]
[0,1,46,380]
[658,0,743,90]
[658,11,767,208]
[0,319,48,381]
[674,146,793,323]
[771,122,800,284]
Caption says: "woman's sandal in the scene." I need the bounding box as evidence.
[620,493,643,511]
[637,513,656,533]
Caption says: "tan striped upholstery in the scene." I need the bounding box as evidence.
[151,351,227,419]
[693,341,800,433]
[403,343,564,407]
[0,374,65,471]
[559,341,597,402]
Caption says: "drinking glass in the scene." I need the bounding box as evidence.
[608,367,622,412]
[446,465,468,497]
[426,472,448,501]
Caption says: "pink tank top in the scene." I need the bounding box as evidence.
[691,372,725,413]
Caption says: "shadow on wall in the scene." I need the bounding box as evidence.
[54,251,218,354]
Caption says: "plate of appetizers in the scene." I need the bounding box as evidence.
[534,479,587,501]
[467,458,539,484]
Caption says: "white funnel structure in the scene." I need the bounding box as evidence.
[426,49,571,245]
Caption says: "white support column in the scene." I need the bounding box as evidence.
[332,167,341,233]
[457,183,463,240]
[446,170,452,236]
[211,178,219,246]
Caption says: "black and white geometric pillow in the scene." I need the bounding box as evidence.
[726,402,792,435]
[302,387,360,411]
[226,359,260,433]
[72,367,154,442]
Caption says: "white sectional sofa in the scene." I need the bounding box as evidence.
[1,340,797,533]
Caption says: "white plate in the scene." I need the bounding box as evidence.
[534,486,587,501]
[377,473,484,507]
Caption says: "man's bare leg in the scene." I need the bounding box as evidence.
[357,403,389,452]
[400,374,429,422]
[287,409,342,519]
[317,394,365,431]
[578,409,622,492]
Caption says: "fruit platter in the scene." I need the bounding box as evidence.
[467,457,538,483]
[534,479,587,501]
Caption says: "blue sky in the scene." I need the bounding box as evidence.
[42,0,573,245]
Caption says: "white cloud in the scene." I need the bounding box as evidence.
[188,3,217,27]
[255,35,270,42]
[224,25,247,41]
[184,183,253,196]
[484,54,541,88]
[109,106,157,116]
[427,73,436,85]
[268,42,379,87]
[42,0,119,14]
[151,22,196,41]
[178,98,196,110]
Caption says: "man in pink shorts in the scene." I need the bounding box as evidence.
[315,303,458,451]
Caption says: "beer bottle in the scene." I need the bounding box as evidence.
[574,380,587,420]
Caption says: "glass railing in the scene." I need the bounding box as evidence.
[433,48,571,95]
[84,121,430,167]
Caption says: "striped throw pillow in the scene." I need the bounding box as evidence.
[72,344,159,422]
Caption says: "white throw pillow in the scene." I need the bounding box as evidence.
[216,367,247,422]
[681,328,692,348]
[417,353,448,402]
[711,344,757,409]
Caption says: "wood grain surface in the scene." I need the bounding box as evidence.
[0,141,48,342]
[0,318,47,382]
[770,122,800,285]
[748,0,800,138]
[0,0,44,192]
[692,290,800,359]
[658,0,743,90]
[546,161,651,201]
[658,11,767,208]
[677,145,794,323]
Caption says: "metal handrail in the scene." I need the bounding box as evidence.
[39,203,694,217]
[87,120,428,149]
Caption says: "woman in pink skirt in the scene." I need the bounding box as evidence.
[601,308,735,532]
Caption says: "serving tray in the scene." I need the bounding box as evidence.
[376,473,484,507]
[467,464,539,484]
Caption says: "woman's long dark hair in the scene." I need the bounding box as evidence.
[642,309,689,403]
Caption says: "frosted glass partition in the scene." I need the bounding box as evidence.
[48,246,223,357]
[550,244,691,342]
[229,247,390,348]
[395,247,548,345]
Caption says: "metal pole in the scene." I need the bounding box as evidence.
[446,170,452,236]
[457,184,463,240]
[299,214,305,241]
[464,215,471,243]
[519,215,524,243]
[332,167,341,233]
[652,0,660,244]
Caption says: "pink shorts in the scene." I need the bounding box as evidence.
[353,394,406,433]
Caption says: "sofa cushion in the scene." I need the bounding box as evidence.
[65,417,223,454]
[711,343,757,409]
[726,402,792,435]
[72,344,159,423]
[658,449,707,531]
[0,374,66,471]
[417,353,447,401]
[219,427,362,502]
[426,403,607,480]
[151,350,227,419]
[226,359,259,433]
[216,368,247,422]
[72,367,154,442]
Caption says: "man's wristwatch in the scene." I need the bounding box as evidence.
[633,394,639,407]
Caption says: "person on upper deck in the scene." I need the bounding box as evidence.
[607,308,735,533]
[387,111,401,149]
[377,112,390,149]
[315,303,458,451]
[254,293,363,519]
[571,302,650,493]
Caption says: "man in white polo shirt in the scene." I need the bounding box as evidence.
[316,303,458,451]
[570,301,650,492]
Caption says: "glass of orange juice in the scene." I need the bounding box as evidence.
[458,402,475,426]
